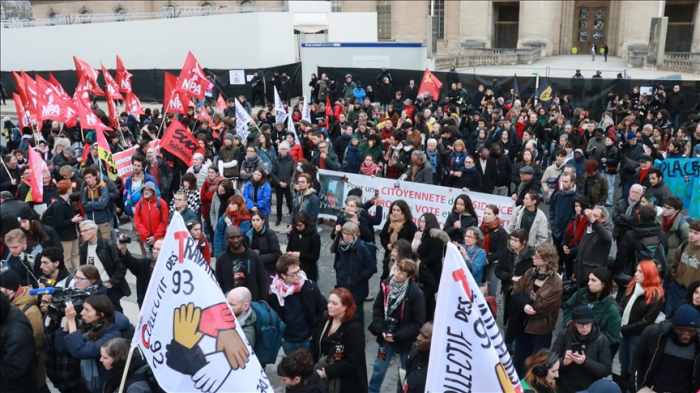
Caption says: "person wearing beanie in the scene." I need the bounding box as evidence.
[552,305,612,393]
[630,303,700,393]
[133,181,169,259]
[0,289,38,393]
[0,270,47,391]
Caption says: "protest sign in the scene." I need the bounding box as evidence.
[133,213,270,393]
[658,158,700,211]
[234,100,253,141]
[161,120,205,167]
[425,243,523,393]
[316,170,515,228]
[114,140,160,181]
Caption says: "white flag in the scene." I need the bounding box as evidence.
[133,213,269,393]
[234,100,252,142]
[301,96,311,123]
[425,243,523,393]
[274,87,287,124]
[287,107,299,145]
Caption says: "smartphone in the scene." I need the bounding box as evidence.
[571,342,583,354]
[341,210,355,220]
[374,189,379,198]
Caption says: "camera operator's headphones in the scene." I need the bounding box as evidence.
[531,269,548,281]
[533,351,559,378]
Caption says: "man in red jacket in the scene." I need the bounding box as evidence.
[134,181,169,258]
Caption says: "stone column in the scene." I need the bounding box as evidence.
[617,0,661,58]
[518,0,563,56]
[459,0,493,49]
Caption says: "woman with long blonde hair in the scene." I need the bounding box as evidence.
[618,260,664,383]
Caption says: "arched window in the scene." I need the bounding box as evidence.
[200,1,215,15]
[46,8,60,25]
[115,7,127,22]
[78,6,91,24]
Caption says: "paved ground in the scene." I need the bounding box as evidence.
[455,54,697,80]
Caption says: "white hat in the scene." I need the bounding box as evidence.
[2,116,10,122]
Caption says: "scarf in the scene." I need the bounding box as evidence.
[566,214,588,247]
[410,158,424,181]
[426,149,439,174]
[385,277,409,320]
[480,217,501,252]
[226,210,252,227]
[625,197,638,216]
[360,161,378,176]
[339,236,358,252]
[622,283,645,326]
[206,176,221,195]
[662,213,677,234]
[270,270,307,306]
[388,142,403,166]
[389,214,406,244]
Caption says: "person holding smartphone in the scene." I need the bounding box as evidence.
[551,306,612,393]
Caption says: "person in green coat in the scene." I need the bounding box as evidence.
[562,268,621,347]
[170,191,198,223]
[358,134,384,165]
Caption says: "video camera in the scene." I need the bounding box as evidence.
[29,285,97,323]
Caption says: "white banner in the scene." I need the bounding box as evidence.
[133,213,269,393]
[425,243,523,393]
[287,108,299,144]
[274,87,287,124]
[234,100,252,142]
[316,170,515,229]
[301,96,311,123]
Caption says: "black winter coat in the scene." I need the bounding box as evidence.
[214,246,269,301]
[492,151,513,188]
[267,280,327,338]
[369,279,426,353]
[333,239,377,304]
[443,212,478,242]
[287,226,321,280]
[631,321,700,393]
[246,226,282,272]
[614,221,669,276]
[551,324,612,393]
[452,169,483,192]
[272,155,296,186]
[404,345,429,393]
[380,219,418,258]
[311,315,368,393]
[0,305,37,393]
[618,289,664,338]
[495,246,535,290]
[119,249,152,308]
[476,157,498,193]
[416,229,449,291]
[79,237,131,297]
[45,196,79,241]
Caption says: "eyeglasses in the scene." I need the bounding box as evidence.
[284,269,301,277]
[40,300,51,305]
[74,277,89,282]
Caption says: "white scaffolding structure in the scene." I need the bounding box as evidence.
[1,4,288,29]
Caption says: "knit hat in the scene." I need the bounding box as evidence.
[626,130,637,140]
[574,148,585,156]
[672,304,700,327]
[224,133,235,142]
[571,305,595,324]
[576,379,621,393]
[142,181,157,193]
[275,122,284,128]
[233,134,242,142]
[350,134,360,140]
[0,271,21,291]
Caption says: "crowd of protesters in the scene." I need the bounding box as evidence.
[1,67,699,393]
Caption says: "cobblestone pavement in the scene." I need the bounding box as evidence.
[48,193,627,392]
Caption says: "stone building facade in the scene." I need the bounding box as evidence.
[23,0,700,57]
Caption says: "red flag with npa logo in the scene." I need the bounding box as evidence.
[178,51,208,100]
[101,63,124,101]
[216,93,227,111]
[36,75,77,126]
[126,91,146,116]
[417,68,443,101]
[164,72,187,115]
[73,56,105,96]
[116,55,133,94]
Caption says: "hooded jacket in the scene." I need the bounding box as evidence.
[243,180,272,216]
[551,323,612,393]
[563,289,621,345]
[615,220,669,276]
[656,212,690,265]
[81,178,111,224]
[672,240,700,289]
[580,172,609,206]
[245,225,282,272]
[133,193,169,242]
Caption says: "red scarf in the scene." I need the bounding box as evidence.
[662,214,677,234]
[226,210,251,227]
[480,217,501,253]
[639,167,651,184]
[566,215,588,247]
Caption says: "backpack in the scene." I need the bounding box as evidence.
[136,196,165,226]
[249,300,286,365]
[635,235,667,277]
[124,363,165,393]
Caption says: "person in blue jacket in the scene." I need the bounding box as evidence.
[243,168,272,219]
[55,295,131,393]
[456,226,488,284]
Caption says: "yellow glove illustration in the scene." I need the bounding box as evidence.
[173,303,204,349]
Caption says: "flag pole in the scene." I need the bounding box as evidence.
[117,346,137,393]
[156,91,174,140]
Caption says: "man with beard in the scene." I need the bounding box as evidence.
[145,147,173,203]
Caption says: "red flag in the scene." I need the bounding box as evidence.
[198,106,212,123]
[93,117,119,181]
[216,93,227,111]
[101,63,123,101]
[125,91,145,116]
[48,73,71,101]
[77,99,102,131]
[81,141,91,165]
[177,51,208,100]
[417,69,443,101]
[12,71,27,106]
[27,145,48,203]
[73,56,105,96]
[164,72,186,115]
[36,76,75,126]
[73,74,93,109]
[325,96,333,127]
[116,55,133,94]
[107,96,120,128]
[160,119,204,167]
[22,72,38,114]
[13,93,31,129]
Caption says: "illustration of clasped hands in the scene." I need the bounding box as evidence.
[166,302,250,393]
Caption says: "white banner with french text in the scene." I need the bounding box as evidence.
[425,243,523,393]
[317,169,515,229]
[133,213,269,393]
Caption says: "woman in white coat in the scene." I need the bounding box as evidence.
[508,190,551,247]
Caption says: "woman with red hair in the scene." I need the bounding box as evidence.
[617,260,664,383]
[310,288,368,393]
[213,194,251,255]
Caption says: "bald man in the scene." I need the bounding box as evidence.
[227,287,256,348]
[118,235,163,308]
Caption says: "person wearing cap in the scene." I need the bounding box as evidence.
[512,165,541,206]
[552,305,612,393]
[634,154,654,191]
[343,74,357,101]
[631,304,700,393]
[618,129,645,199]
[0,269,48,391]
[133,181,168,259]
[566,148,588,179]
